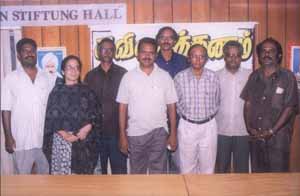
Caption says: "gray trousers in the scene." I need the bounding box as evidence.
[216,135,249,173]
[128,127,168,174]
[12,148,49,174]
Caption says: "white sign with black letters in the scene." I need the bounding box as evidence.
[0,4,126,27]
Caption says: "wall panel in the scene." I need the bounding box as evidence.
[78,25,90,79]
[124,0,134,24]
[21,0,43,47]
[40,0,60,47]
[154,0,172,23]
[191,0,210,22]
[267,0,286,67]
[249,0,267,69]
[210,0,229,21]
[286,0,300,42]
[173,0,191,22]
[134,0,154,23]
[229,0,249,21]
[0,0,22,4]
[59,0,79,56]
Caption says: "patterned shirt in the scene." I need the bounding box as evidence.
[174,67,220,121]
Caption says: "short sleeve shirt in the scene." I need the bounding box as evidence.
[155,51,188,78]
[116,64,178,136]
[240,67,299,132]
[174,67,220,121]
[1,68,56,151]
[216,67,251,136]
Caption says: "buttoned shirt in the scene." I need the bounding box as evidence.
[116,64,178,136]
[174,67,220,121]
[155,51,188,78]
[84,63,127,136]
[240,67,299,134]
[216,67,251,136]
[1,68,55,151]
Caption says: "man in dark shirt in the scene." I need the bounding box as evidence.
[241,38,299,172]
[84,38,127,174]
[155,26,188,173]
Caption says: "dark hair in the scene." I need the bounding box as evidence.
[256,37,283,64]
[61,55,82,83]
[223,40,244,57]
[187,44,208,59]
[97,37,116,52]
[137,37,158,52]
[155,26,179,42]
[16,38,37,54]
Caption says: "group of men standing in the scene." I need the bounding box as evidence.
[1,26,299,175]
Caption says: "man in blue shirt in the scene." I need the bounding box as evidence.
[155,26,189,173]
[155,26,188,78]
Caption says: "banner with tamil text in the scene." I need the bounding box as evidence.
[90,22,256,71]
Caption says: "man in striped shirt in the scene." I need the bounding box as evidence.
[174,44,220,174]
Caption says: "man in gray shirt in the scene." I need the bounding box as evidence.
[215,41,251,173]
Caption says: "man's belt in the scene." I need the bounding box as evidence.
[181,114,215,125]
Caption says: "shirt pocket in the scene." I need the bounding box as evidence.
[271,87,285,110]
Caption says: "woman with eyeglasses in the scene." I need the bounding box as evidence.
[43,55,101,175]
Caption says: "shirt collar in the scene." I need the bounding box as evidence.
[97,63,116,74]
[157,50,176,63]
[18,65,41,76]
[187,67,209,80]
[136,63,159,76]
[257,66,282,81]
[223,67,242,76]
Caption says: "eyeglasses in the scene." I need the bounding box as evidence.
[65,65,80,72]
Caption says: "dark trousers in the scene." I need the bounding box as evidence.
[250,139,290,173]
[216,135,250,173]
[167,114,180,174]
[98,135,127,174]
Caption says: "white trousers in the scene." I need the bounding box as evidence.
[178,118,217,174]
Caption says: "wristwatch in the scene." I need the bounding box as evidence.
[269,129,275,135]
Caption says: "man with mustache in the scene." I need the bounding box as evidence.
[117,37,178,174]
[155,26,188,78]
[241,38,299,172]
[1,38,56,174]
[85,38,127,174]
[155,26,188,173]
[215,41,251,173]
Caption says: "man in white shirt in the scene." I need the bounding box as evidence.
[1,38,55,174]
[215,41,251,173]
[117,37,178,174]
